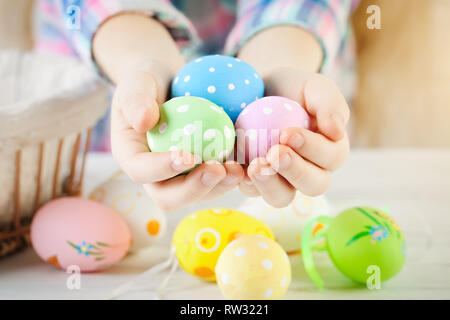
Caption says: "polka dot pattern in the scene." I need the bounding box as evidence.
[235,96,310,164]
[158,122,167,133]
[215,235,291,300]
[203,129,216,140]
[147,219,160,236]
[172,208,275,283]
[235,248,247,257]
[264,289,273,298]
[147,97,235,164]
[281,275,287,288]
[177,105,189,112]
[221,273,229,284]
[262,259,273,270]
[258,241,269,249]
[224,126,232,139]
[171,55,265,123]
[183,124,196,135]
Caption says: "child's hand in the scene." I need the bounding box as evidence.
[110,69,245,212]
[93,14,244,211]
[239,67,350,207]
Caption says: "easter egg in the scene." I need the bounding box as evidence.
[172,208,274,281]
[147,96,235,163]
[302,207,406,288]
[238,192,332,253]
[326,207,406,284]
[171,55,264,122]
[30,197,131,272]
[215,235,291,300]
[89,171,167,252]
[235,96,310,163]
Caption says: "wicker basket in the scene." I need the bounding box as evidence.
[0,50,110,258]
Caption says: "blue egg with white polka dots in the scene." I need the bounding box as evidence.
[171,55,265,123]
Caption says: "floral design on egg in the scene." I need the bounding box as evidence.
[345,208,395,246]
[67,240,110,261]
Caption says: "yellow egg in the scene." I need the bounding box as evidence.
[215,235,291,300]
[172,208,274,282]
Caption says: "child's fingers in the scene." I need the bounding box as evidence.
[264,69,349,142]
[120,150,197,184]
[239,176,260,197]
[111,107,197,183]
[143,162,227,212]
[112,71,161,133]
[303,74,350,141]
[266,144,330,197]
[202,161,245,201]
[247,158,296,208]
[279,127,349,171]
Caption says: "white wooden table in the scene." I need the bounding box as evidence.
[1,149,450,300]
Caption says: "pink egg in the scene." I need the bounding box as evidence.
[31,197,131,272]
[235,96,310,163]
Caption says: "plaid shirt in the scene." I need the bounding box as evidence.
[35,0,359,151]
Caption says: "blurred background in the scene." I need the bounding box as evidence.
[1,1,450,299]
[1,0,449,148]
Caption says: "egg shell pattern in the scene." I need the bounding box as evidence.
[171,55,265,122]
[89,171,167,252]
[30,197,131,272]
[235,96,310,163]
[215,235,291,300]
[238,192,332,253]
[326,207,406,284]
[147,96,235,163]
[172,208,274,282]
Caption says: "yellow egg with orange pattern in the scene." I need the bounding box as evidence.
[89,171,166,252]
[172,208,274,281]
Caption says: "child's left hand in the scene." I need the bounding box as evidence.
[239,67,350,207]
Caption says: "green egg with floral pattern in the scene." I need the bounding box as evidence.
[302,207,406,288]
[326,207,406,284]
[147,97,235,164]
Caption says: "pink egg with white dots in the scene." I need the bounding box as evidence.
[235,96,310,164]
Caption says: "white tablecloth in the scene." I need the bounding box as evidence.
[1,149,450,300]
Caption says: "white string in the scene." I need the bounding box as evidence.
[105,246,177,300]
[155,259,179,299]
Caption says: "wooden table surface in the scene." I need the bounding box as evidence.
[1,149,449,300]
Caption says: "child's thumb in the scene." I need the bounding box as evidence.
[113,71,161,133]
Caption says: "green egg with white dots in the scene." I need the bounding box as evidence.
[147,96,236,164]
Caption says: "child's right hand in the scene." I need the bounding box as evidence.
[92,14,245,211]
[110,69,245,212]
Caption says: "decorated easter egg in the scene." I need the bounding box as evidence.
[215,235,291,300]
[302,207,406,288]
[147,96,235,163]
[171,55,264,122]
[326,207,406,284]
[89,171,167,252]
[235,96,310,163]
[238,192,332,253]
[30,197,131,272]
[172,208,274,281]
